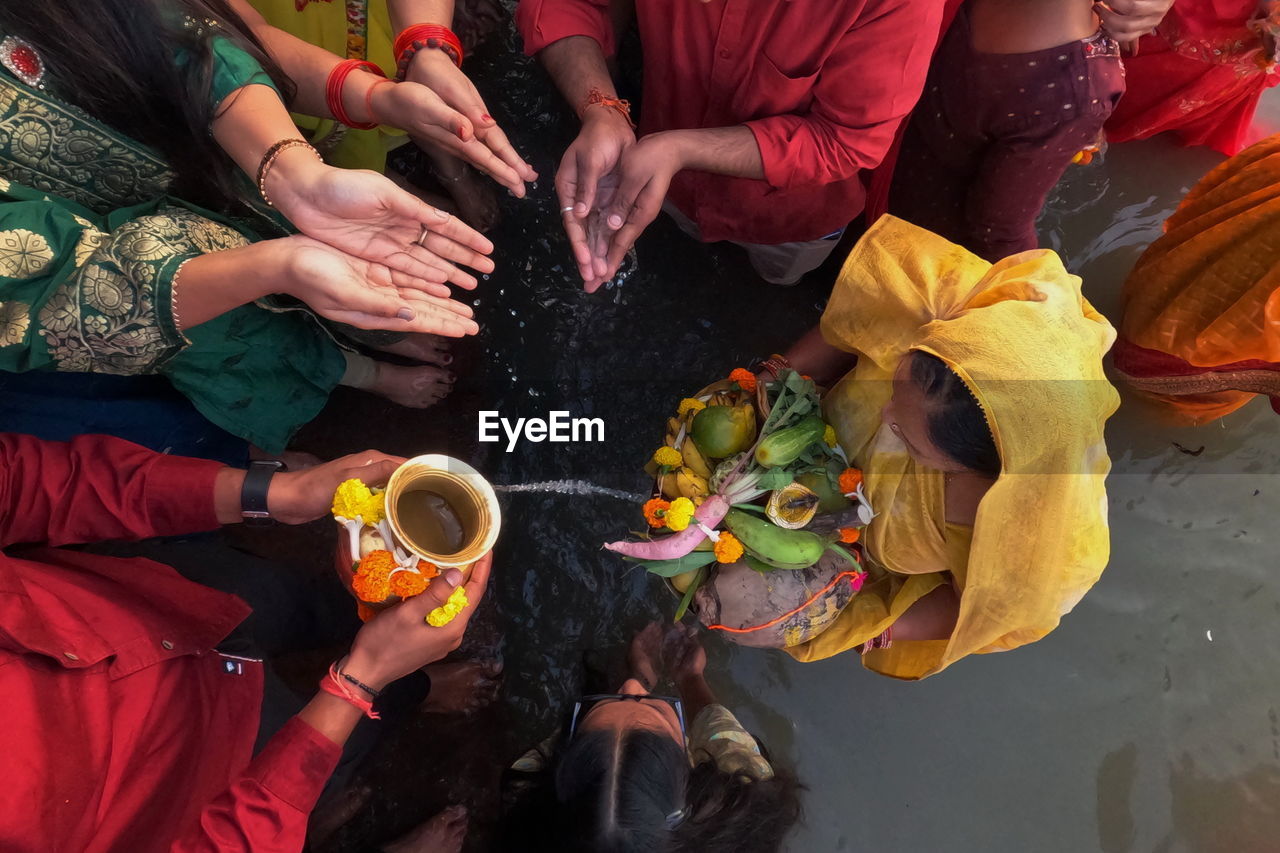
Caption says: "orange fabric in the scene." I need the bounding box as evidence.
[1118,133,1280,421]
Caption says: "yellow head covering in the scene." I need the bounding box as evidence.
[788,216,1119,679]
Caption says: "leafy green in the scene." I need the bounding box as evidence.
[756,467,794,491]
[625,551,718,577]
[743,554,775,574]
[673,566,707,620]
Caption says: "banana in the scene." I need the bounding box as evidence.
[659,472,681,500]
[680,436,714,480]
[675,466,710,500]
[723,508,826,570]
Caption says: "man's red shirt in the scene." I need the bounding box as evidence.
[518,0,946,244]
[0,434,341,852]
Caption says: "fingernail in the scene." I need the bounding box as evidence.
[443,569,464,587]
[397,308,415,321]
[442,354,454,364]
[574,202,587,216]
[608,214,623,229]
[481,113,494,123]
[456,123,469,140]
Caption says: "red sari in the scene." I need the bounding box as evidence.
[1106,0,1279,156]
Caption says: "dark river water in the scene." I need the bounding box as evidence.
[291,12,1280,853]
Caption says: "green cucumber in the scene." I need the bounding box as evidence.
[755,415,827,468]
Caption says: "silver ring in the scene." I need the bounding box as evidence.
[560,205,575,214]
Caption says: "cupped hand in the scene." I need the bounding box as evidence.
[268,450,407,525]
[345,551,494,690]
[556,111,636,286]
[400,50,538,196]
[665,622,707,682]
[1094,0,1174,46]
[591,132,684,292]
[267,154,495,289]
[284,234,481,338]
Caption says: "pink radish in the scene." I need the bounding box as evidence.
[603,495,730,560]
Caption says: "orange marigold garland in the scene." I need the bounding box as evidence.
[352,565,392,603]
[838,467,863,495]
[390,570,430,598]
[417,560,441,579]
[728,367,757,393]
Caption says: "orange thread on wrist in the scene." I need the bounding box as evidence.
[363,78,394,128]
[584,87,635,129]
[319,661,381,719]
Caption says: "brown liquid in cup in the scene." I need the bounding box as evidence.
[395,490,467,555]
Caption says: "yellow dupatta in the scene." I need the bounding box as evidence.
[786,217,1119,679]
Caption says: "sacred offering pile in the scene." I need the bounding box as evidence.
[604,368,874,619]
[331,454,501,624]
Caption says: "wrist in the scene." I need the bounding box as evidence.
[406,45,456,84]
[343,648,392,693]
[343,69,387,127]
[214,466,248,525]
[262,145,327,215]
[648,130,692,171]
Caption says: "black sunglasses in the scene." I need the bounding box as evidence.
[568,693,687,741]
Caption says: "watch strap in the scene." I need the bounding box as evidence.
[241,460,283,522]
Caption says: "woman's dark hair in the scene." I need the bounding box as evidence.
[554,728,689,852]
[675,761,803,852]
[0,0,295,209]
[910,351,1002,477]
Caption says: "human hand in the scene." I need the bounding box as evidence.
[400,50,538,196]
[266,450,406,525]
[556,110,636,285]
[265,149,494,289]
[665,622,707,682]
[344,551,494,690]
[1094,0,1174,47]
[591,131,684,292]
[280,234,481,337]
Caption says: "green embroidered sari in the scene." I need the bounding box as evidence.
[0,36,345,453]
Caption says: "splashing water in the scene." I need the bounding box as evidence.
[494,479,645,502]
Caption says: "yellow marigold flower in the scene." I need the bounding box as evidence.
[652,446,682,468]
[677,398,706,417]
[390,569,429,599]
[643,497,671,528]
[332,478,374,520]
[714,532,744,563]
[352,565,392,603]
[426,586,470,627]
[665,497,695,531]
[728,367,757,393]
[823,424,838,447]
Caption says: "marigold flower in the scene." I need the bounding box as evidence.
[652,446,683,469]
[665,497,695,531]
[352,565,392,603]
[390,569,429,599]
[838,468,864,495]
[823,424,838,447]
[728,367,757,392]
[838,527,861,544]
[426,586,469,627]
[677,397,706,417]
[643,497,671,528]
[331,478,386,524]
[417,560,441,579]
[714,532,744,563]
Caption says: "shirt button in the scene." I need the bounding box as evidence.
[161,640,174,650]
[64,652,79,661]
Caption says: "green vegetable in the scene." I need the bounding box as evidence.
[625,550,718,577]
[797,471,852,512]
[722,508,826,570]
[755,415,827,468]
[691,404,756,459]
[674,566,706,620]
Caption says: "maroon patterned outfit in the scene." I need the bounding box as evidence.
[890,9,1126,261]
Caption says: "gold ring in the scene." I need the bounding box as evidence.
[413,224,430,248]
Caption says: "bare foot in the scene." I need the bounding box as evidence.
[452,0,506,49]
[372,333,454,367]
[429,155,500,232]
[381,805,468,853]
[368,361,455,408]
[627,622,664,691]
[308,784,372,848]
[421,659,502,715]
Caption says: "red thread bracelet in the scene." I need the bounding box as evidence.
[320,661,381,719]
[326,58,386,129]
[394,23,464,77]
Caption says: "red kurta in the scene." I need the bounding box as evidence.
[0,434,341,853]
[517,0,946,244]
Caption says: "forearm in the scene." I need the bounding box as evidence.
[296,692,364,747]
[667,127,765,180]
[891,584,960,642]
[782,326,857,387]
[538,35,618,120]
[676,673,718,724]
[172,240,286,330]
[388,0,456,32]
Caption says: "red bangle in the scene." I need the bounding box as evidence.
[394,23,464,77]
[326,58,386,130]
[319,661,381,719]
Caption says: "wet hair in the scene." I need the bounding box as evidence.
[0,0,294,210]
[554,729,688,852]
[910,352,1001,477]
[675,761,803,853]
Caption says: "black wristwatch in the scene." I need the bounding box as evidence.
[241,459,285,526]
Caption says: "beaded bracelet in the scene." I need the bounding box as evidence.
[255,138,320,208]
[339,666,382,699]
[394,23,464,78]
[584,86,635,129]
[326,58,387,129]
